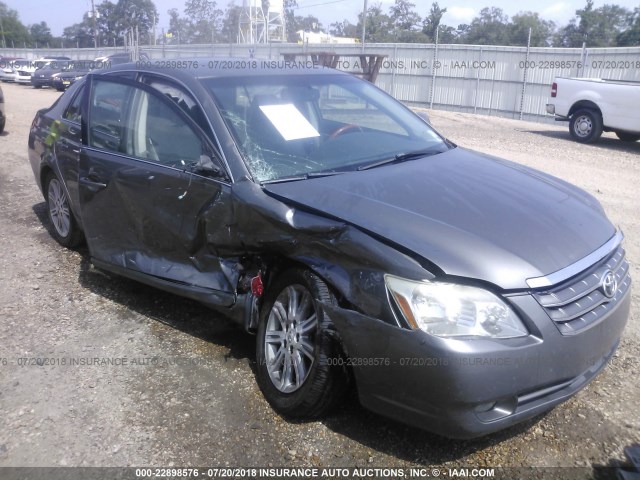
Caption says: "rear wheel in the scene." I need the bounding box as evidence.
[615,131,640,142]
[569,109,603,143]
[256,269,347,418]
[44,172,83,248]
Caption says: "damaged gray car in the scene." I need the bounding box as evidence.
[28,59,631,439]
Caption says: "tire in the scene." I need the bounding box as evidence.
[615,131,640,142]
[44,172,84,248]
[569,109,603,143]
[256,268,348,418]
[0,118,4,134]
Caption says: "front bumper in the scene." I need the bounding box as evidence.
[325,287,631,439]
[31,77,51,87]
[53,78,74,90]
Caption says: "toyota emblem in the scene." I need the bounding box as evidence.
[601,270,618,299]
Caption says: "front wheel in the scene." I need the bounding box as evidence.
[44,172,84,248]
[569,109,603,143]
[256,269,347,418]
[615,131,640,142]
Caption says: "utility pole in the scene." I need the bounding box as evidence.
[361,0,367,53]
[0,15,6,49]
[91,0,98,48]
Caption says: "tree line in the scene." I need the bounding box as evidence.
[331,0,640,47]
[0,0,638,49]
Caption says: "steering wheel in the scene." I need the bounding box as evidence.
[328,124,363,140]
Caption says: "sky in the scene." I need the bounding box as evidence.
[5,0,640,37]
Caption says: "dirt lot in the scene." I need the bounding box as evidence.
[0,81,638,476]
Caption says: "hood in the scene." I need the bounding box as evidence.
[263,148,615,290]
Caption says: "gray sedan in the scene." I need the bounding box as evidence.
[27,58,631,438]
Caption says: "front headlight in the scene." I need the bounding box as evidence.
[385,275,528,338]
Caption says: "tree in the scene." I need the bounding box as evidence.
[437,25,457,43]
[29,21,52,47]
[463,7,511,45]
[422,2,446,41]
[115,0,159,45]
[510,12,555,47]
[96,1,120,47]
[220,2,243,43]
[299,15,322,32]
[617,7,640,46]
[584,3,630,46]
[284,0,298,42]
[456,23,470,39]
[554,21,581,47]
[388,0,425,42]
[0,2,30,48]
[329,19,357,38]
[555,0,631,47]
[357,2,392,42]
[60,0,157,47]
[62,20,94,48]
[390,0,420,31]
[288,14,323,41]
[184,0,223,43]
[165,8,189,44]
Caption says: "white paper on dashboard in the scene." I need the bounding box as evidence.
[259,104,320,141]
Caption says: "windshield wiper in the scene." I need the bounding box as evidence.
[260,171,343,185]
[357,149,442,171]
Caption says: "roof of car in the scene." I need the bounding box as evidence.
[105,56,346,80]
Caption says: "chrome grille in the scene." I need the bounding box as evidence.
[534,245,632,335]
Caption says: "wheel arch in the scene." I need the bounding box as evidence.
[39,164,55,198]
[260,254,351,310]
[569,100,601,118]
[252,254,354,357]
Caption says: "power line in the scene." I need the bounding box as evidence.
[294,0,349,11]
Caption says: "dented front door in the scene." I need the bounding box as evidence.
[78,75,236,304]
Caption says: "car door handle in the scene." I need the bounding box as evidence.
[59,137,81,154]
[80,172,107,191]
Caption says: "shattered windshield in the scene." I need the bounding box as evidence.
[203,74,449,182]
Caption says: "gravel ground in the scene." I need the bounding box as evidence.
[0,82,638,476]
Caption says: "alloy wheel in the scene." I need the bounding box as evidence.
[264,284,317,393]
[48,178,71,238]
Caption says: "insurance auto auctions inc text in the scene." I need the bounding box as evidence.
[165,467,496,478]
